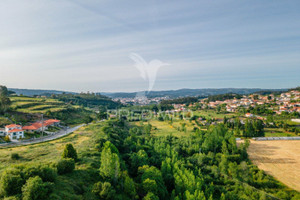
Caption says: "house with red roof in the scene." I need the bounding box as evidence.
[23,119,60,133]
[4,124,24,140]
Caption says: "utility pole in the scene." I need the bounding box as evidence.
[41,114,44,140]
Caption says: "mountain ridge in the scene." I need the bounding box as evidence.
[9,87,288,98]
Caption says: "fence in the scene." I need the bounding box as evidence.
[253,137,300,141]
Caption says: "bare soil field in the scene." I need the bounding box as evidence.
[247,140,300,191]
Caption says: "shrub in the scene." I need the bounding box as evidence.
[57,159,75,175]
[0,169,24,197]
[22,176,54,200]
[23,165,57,183]
[62,144,78,161]
[11,153,20,160]
[92,182,115,200]
[37,165,57,182]
[4,135,10,142]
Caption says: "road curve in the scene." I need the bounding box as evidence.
[0,124,85,147]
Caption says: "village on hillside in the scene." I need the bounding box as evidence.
[167,90,300,115]
[204,90,300,114]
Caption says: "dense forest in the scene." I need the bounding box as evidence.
[0,119,298,200]
[160,97,200,105]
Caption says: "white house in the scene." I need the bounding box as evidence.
[245,113,254,118]
[4,124,24,140]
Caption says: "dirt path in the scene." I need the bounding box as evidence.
[247,140,300,191]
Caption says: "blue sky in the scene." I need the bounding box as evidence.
[0,0,299,92]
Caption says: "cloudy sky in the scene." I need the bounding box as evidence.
[1,0,300,92]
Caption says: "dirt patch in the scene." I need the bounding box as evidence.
[247,140,300,191]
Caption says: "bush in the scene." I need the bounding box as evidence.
[22,176,54,200]
[0,169,24,197]
[92,182,116,200]
[4,135,10,142]
[57,159,75,175]
[62,144,78,161]
[11,153,20,160]
[23,165,57,183]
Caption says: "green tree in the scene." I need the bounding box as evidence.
[124,175,136,199]
[130,150,149,176]
[99,142,120,183]
[143,178,158,195]
[144,124,152,135]
[143,192,159,200]
[0,169,24,197]
[22,176,53,200]
[0,85,11,113]
[62,144,78,161]
[92,182,116,200]
[57,158,75,175]
[139,165,167,199]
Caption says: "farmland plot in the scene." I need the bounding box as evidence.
[247,140,300,191]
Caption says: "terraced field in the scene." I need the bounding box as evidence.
[10,96,70,114]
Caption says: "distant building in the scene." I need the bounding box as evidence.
[245,113,254,118]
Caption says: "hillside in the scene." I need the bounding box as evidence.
[0,120,298,199]
[4,96,95,125]
[54,93,122,109]
[10,96,74,114]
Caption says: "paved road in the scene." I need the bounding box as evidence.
[0,124,85,147]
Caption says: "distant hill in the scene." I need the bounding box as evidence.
[9,87,288,99]
[103,88,288,99]
[9,88,76,96]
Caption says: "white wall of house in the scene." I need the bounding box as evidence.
[8,131,24,140]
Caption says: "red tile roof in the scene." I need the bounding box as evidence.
[44,119,60,126]
[23,125,40,130]
[23,119,60,131]
[5,124,21,128]
[8,129,24,133]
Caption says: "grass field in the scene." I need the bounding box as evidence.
[133,119,196,137]
[193,110,235,119]
[247,140,300,192]
[264,128,296,137]
[0,123,103,171]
